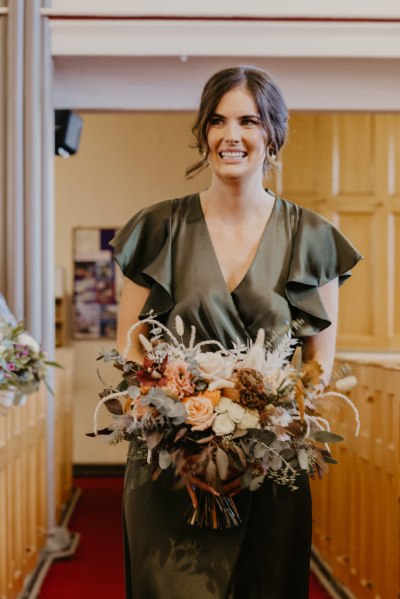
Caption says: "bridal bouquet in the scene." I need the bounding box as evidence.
[90,315,360,529]
[0,295,60,407]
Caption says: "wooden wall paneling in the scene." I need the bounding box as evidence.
[0,468,6,599]
[334,208,375,345]
[388,114,400,198]
[0,389,47,599]
[0,407,7,599]
[280,114,321,206]
[389,208,400,345]
[54,348,74,520]
[311,361,400,599]
[336,114,375,197]
[380,371,399,599]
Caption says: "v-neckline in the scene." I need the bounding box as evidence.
[196,190,278,296]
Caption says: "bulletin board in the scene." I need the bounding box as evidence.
[73,227,123,339]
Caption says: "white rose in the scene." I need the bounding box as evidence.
[17,333,40,354]
[227,401,245,423]
[238,410,260,430]
[212,412,236,436]
[196,352,234,380]
[215,396,233,413]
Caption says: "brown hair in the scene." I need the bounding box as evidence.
[185,65,288,179]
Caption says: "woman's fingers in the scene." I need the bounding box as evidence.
[222,477,242,495]
[186,483,198,509]
[185,474,220,497]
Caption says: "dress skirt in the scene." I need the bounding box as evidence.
[123,451,312,599]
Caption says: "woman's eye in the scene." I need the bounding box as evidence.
[241,118,258,126]
[209,117,224,126]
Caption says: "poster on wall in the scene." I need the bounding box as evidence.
[73,227,121,339]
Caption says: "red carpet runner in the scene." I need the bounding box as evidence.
[39,477,331,599]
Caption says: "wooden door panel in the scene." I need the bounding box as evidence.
[336,114,375,197]
[280,112,400,349]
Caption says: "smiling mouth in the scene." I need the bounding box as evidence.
[219,151,248,160]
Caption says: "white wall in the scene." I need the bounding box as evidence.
[55,112,210,463]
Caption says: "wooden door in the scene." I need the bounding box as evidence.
[274,113,400,350]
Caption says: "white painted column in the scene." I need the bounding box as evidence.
[24,0,43,339]
[0,8,7,293]
[41,11,57,533]
[4,0,59,537]
[6,0,24,319]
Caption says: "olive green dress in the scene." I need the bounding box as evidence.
[111,191,362,599]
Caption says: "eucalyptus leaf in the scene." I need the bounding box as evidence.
[205,459,217,487]
[158,450,172,470]
[127,386,141,400]
[85,427,111,437]
[104,398,123,415]
[249,475,265,491]
[234,445,247,469]
[215,447,229,480]
[323,455,339,464]
[280,448,296,460]
[168,401,187,425]
[253,443,269,460]
[117,380,128,392]
[145,431,164,450]
[271,454,283,471]
[298,449,309,470]
[251,429,276,445]
[310,431,344,444]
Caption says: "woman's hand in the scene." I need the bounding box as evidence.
[302,277,339,384]
[184,474,243,508]
[116,277,151,362]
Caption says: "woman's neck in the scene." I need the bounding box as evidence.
[201,177,271,221]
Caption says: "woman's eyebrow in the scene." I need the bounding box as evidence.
[210,112,260,119]
[240,114,261,120]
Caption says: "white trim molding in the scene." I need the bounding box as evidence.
[46,0,400,20]
[50,20,400,59]
[53,55,400,112]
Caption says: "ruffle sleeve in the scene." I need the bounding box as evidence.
[110,200,175,319]
[285,206,363,337]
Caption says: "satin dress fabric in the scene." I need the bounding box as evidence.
[111,192,363,599]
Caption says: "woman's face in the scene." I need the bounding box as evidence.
[206,86,268,183]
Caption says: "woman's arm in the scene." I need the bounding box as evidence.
[116,277,151,362]
[301,277,339,385]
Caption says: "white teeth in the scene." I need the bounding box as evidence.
[220,151,246,159]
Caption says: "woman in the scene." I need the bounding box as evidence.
[111,66,362,599]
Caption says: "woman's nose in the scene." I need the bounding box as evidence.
[223,121,241,143]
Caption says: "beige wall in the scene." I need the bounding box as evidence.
[55,112,211,464]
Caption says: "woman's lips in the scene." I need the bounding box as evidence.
[219,151,247,161]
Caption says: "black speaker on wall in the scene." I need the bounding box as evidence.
[55,110,83,157]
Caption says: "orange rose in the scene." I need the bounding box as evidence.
[183,396,216,431]
[199,389,221,407]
